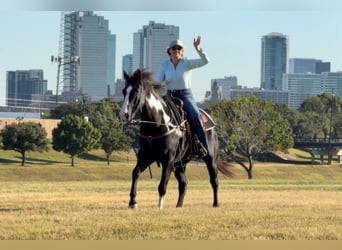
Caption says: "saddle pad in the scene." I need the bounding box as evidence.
[199,108,216,131]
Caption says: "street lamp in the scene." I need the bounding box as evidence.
[75,94,88,121]
[51,55,80,104]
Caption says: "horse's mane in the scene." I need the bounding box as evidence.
[130,68,180,125]
[133,68,167,97]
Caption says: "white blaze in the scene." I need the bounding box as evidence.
[119,85,132,119]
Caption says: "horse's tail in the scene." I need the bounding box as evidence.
[216,159,234,178]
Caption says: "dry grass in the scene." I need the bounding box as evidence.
[0,149,342,239]
[0,179,341,240]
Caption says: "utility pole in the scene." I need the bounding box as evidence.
[51,55,80,104]
[328,88,335,165]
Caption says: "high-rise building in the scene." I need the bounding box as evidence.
[210,76,238,102]
[122,54,133,77]
[58,11,115,101]
[323,72,342,95]
[289,58,331,74]
[283,72,342,109]
[283,73,322,109]
[113,78,126,101]
[107,34,116,96]
[261,32,289,90]
[133,21,179,75]
[230,88,288,106]
[316,61,331,74]
[208,75,288,106]
[6,70,47,107]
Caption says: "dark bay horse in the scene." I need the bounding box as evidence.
[120,69,233,209]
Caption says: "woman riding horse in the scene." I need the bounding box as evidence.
[120,69,233,209]
[157,36,209,157]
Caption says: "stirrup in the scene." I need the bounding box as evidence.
[196,142,208,158]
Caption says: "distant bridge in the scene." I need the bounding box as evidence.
[294,138,342,164]
[294,138,342,149]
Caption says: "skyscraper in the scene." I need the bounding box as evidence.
[58,11,115,101]
[107,34,116,96]
[6,70,47,107]
[133,21,179,75]
[122,54,133,77]
[261,32,289,90]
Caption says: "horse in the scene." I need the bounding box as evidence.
[119,68,233,209]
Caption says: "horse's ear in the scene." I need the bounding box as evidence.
[123,71,130,81]
[134,68,142,81]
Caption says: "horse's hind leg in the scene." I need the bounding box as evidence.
[129,153,152,209]
[174,164,188,207]
[204,156,220,207]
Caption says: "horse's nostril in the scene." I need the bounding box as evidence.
[121,113,129,120]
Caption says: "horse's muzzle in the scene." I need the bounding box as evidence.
[120,113,129,121]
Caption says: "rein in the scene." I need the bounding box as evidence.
[129,119,186,145]
[130,119,182,128]
[139,127,177,145]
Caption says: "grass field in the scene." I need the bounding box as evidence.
[0,149,342,240]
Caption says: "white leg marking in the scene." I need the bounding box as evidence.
[158,196,164,209]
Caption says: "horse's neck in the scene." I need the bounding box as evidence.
[144,91,170,125]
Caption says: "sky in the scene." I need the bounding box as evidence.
[1,0,342,104]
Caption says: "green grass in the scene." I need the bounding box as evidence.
[0,149,342,239]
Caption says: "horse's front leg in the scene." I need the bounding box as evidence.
[158,163,173,209]
[129,153,151,209]
[174,164,188,208]
[128,166,141,208]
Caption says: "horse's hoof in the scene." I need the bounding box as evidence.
[176,202,183,208]
[128,204,137,209]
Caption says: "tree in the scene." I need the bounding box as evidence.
[89,100,132,165]
[211,96,294,179]
[299,93,342,139]
[52,114,101,166]
[1,122,49,166]
[49,102,83,119]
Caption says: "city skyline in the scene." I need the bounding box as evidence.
[1,2,342,104]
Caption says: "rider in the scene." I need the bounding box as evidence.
[157,36,209,157]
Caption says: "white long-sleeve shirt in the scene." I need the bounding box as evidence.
[157,49,209,90]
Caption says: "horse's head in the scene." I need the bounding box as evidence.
[119,69,142,121]
[120,69,156,121]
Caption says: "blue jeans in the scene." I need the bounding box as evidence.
[168,89,208,149]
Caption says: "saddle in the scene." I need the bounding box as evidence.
[166,96,215,157]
